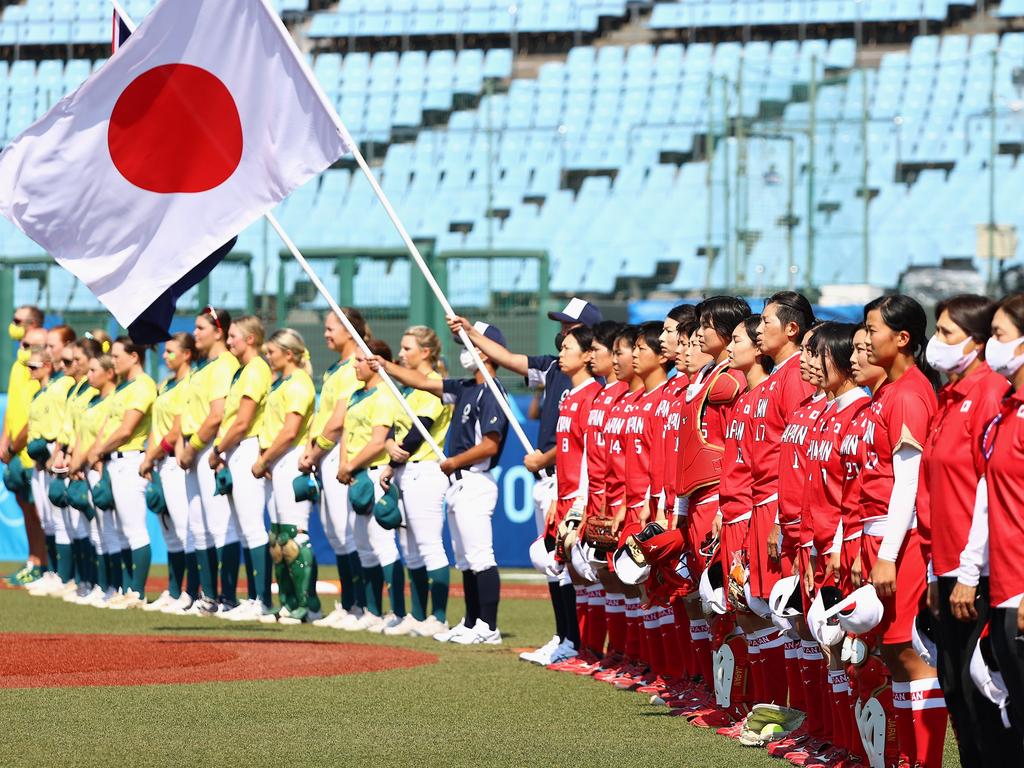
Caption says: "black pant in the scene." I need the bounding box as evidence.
[935,578,1021,766]
[991,605,1024,749]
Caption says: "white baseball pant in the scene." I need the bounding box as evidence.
[225,437,269,548]
[108,452,150,551]
[158,455,199,554]
[320,444,356,555]
[446,470,498,573]
[86,468,106,555]
[395,461,450,572]
[32,467,69,544]
[532,473,557,536]
[267,445,310,529]
[192,444,238,549]
[352,466,399,568]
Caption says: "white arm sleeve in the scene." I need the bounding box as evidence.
[675,495,690,517]
[828,519,843,555]
[877,445,921,562]
[957,477,989,588]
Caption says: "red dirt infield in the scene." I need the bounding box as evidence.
[0,633,438,688]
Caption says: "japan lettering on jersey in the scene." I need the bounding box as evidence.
[602,388,642,506]
[555,378,602,499]
[719,382,767,522]
[748,355,817,504]
[803,392,871,551]
[778,392,829,527]
[586,380,629,510]
[624,382,670,509]
[835,402,874,537]
[658,377,687,509]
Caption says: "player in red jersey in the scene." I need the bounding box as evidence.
[978,294,1024,742]
[659,305,696,523]
[917,295,1018,766]
[860,295,945,768]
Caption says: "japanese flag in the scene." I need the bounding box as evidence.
[0,0,350,327]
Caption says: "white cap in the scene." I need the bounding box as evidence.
[769,575,802,618]
[528,537,549,574]
[823,584,885,635]
[912,619,936,668]
[613,541,650,585]
[744,581,772,619]
[698,565,727,615]
[807,589,845,647]
[970,640,1012,729]
[570,541,600,584]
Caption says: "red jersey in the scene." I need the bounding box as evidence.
[857,367,937,525]
[676,362,746,499]
[983,388,1024,605]
[624,382,670,509]
[749,354,817,506]
[602,388,642,507]
[585,380,629,511]
[555,378,601,499]
[837,400,873,539]
[803,389,871,553]
[659,376,688,510]
[720,380,768,523]
[778,391,829,527]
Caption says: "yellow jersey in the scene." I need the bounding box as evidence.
[5,359,39,464]
[343,384,402,468]
[392,372,452,463]
[101,373,157,452]
[27,372,76,442]
[259,369,315,451]
[77,392,111,455]
[218,356,271,443]
[309,357,361,442]
[152,373,190,441]
[60,379,98,449]
[181,352,239,439]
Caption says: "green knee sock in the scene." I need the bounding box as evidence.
[131,544,151,595]
[307,557,321,614]
[363,564,384,617]
[274,560,295,611]
[348,552,365,609]
[199,547,217,599]
[167,550,186,599]
[408,566,429,621]
[56,542,74,583]
[427,566,450,623]
[247,544,270,604]
[184,551,200,599]
[121,547,134,587]
[72,539,88,585]
[286,541,314,614]
[242,547,256,601]
[382,562,406,617]
[45,534,57,573]
[336,554,356,611]
[217,542,240,604]
[108,551,123,591]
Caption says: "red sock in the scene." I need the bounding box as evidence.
[746,636,765,702]
[605,592,626,655]
[800,641,827,740]
[784,640,805,709]
[689,618,713,686]
[659,609,683,679]
[828,669,851,751]
[574,585,588,650]
[892,681,916,764]
[852,658,899,766]
[818,659,833,742]
[643,608,665,674]
[672,603,694,680]
[910,677,948,768]
[624,598,641,661]
[725,632,753,708]
[755,631,789,704]
[587,587,606,654]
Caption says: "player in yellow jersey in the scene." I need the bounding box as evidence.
[301,308,368,629]
[2,306,45,586]
[89,337,157,609]
[139,332,200,614]
[334,339,407,633]
[69,351,118,604]
[211,316,273,621]
[178,307,240,615]
[253,328,319,625]
[378,325,453,638]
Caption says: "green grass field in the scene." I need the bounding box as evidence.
[0,564,962,768]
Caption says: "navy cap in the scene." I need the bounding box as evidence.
[456,321,507,349]
[548,297,603,327]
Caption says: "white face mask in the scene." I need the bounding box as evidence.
[985,336,1024,379]
[925,335,977,374]
[459,348,478,372]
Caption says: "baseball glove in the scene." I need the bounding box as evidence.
[583,515,618,551]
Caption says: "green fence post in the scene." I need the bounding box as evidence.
[197,277,210,312]
[0,260,12,392]
[336,253,354,309]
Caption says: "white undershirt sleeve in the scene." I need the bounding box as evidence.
[957,477,989,588]
[828,519,843,555]
[877,445,921,562]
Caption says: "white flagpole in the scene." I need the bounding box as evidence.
[109,0,134,32]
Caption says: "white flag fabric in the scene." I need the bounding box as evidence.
[0,0,349,326]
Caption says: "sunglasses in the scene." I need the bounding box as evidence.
[61,357,74,366]
[11,317,23,326]
[25,361,45,370]
[20,341,30,349]
[202,305,223,334]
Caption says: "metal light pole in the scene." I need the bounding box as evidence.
[722,78,732,292]
[988,48,997,295]
[806,55,817,292]
[735,51,747,290]
[705,71,716,294]
[861,66,871,284]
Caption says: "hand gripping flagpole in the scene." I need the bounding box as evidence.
[110,1,448,463]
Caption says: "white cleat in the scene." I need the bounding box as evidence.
[27,573,63,597]
[161,593,195,614]
[74,585,104,606]
[312,603,349,628]
[143,591,173,612]
[383,614,424,636]
[106,589,145,610]
[411,615,448,638]
[217,599,255,621]
[547,639,579,664]
[340,611,384,632]
[366,612,400,634]
[434,618,470,643]
[63,583,90,603]
[449,619,502,646]
[519,635,561,665]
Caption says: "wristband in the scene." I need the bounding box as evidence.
[315,434,336,451]
[188,433,206,450]
[160,437,174,456]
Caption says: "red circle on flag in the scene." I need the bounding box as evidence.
[108,63,243,194]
